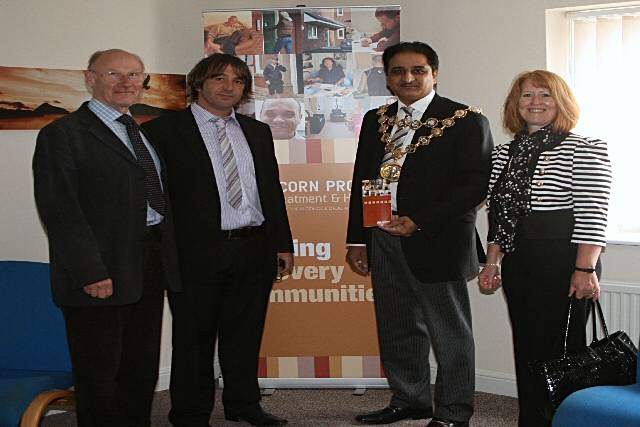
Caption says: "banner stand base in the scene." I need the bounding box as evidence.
[219,377,390,390]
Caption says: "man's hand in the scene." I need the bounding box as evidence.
[346,246,369,276]
[277,252,294,276]
[378,215,418,237]
[83,278,113,299]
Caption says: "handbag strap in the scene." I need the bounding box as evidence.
[590,299,610,344]
[561,297,573,359]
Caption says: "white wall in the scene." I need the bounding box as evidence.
[2,0,638,395]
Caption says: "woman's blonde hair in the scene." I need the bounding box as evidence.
[503,70,579,135]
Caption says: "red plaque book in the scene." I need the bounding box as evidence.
[363,193,392,227]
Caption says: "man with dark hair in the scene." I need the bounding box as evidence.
[33,48,182,426]
[143,53,293,427]
[346,42,493,427]
[263,56,287,96]
[360,8,401,52]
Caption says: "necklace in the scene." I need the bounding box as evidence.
[376,103,481,181]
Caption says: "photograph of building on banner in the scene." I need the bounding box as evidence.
[202,5,401,382]
[0,66,186,130]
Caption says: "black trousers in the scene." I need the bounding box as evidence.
[62,227,165,427]
[502,230,593,427]
[168,231,274,427]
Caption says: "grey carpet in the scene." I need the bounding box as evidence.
[42,389,518,426]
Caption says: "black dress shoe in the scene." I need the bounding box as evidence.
[225,407,288,426]
[356,405,433,424]
[427,417,469,427]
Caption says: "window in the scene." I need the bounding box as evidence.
[562,6,640,244]
[308,25,318,39]
[337,28,345,39]
[336,8,344,16]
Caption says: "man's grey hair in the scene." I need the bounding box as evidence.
[87,49,144,70]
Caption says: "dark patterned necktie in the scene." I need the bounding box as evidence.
[116,114,166,216]
[380,106,415,167]
[212,117,243,209]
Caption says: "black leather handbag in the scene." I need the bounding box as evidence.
[529,297,638,416]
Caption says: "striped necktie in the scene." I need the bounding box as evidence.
[380,106,415,167]
[116,114,166,216]
[213,116,243,209]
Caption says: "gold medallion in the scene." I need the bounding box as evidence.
[417,135,431,146]
[380,163,402,182]
[426,118,438,127]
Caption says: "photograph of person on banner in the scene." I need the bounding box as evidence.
[359,7,400,52]
[261,9,302,54]
[259,97,305,141]
[203,12,262,56]
[303,54,353,97]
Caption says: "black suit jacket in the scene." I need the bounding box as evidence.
[142,109,293,285]
[33,102,182,307]
[346,94,494,282]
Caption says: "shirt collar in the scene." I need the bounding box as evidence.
[190,102,239,125]
[88,98,131,121]
[397,90,436,118]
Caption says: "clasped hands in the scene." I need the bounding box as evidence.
[83,278,113,299]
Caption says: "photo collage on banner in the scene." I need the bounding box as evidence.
[203,6,400,382]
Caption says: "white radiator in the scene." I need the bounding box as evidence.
[588,282,640,347]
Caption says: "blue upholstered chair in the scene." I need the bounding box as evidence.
[0,261,74,427]
[552,351,640,427]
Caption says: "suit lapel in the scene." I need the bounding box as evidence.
[75,103,137,165]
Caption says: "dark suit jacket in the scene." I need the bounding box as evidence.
[33,102,182,307]
[142,109,293,285]
[346,94,494,282]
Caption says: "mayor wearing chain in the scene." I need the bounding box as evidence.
[346,42,494,427]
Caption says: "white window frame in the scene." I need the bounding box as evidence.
[308,25,318,39]
[337,28,345,39]
[336,8,344,16]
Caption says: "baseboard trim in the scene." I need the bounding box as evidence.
[158,368,517,396]
[474,368,517,397]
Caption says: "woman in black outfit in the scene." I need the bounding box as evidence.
[478,70,612,427]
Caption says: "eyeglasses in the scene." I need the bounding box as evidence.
[89,70,148,83]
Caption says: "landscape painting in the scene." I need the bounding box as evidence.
[0,66,187,130]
